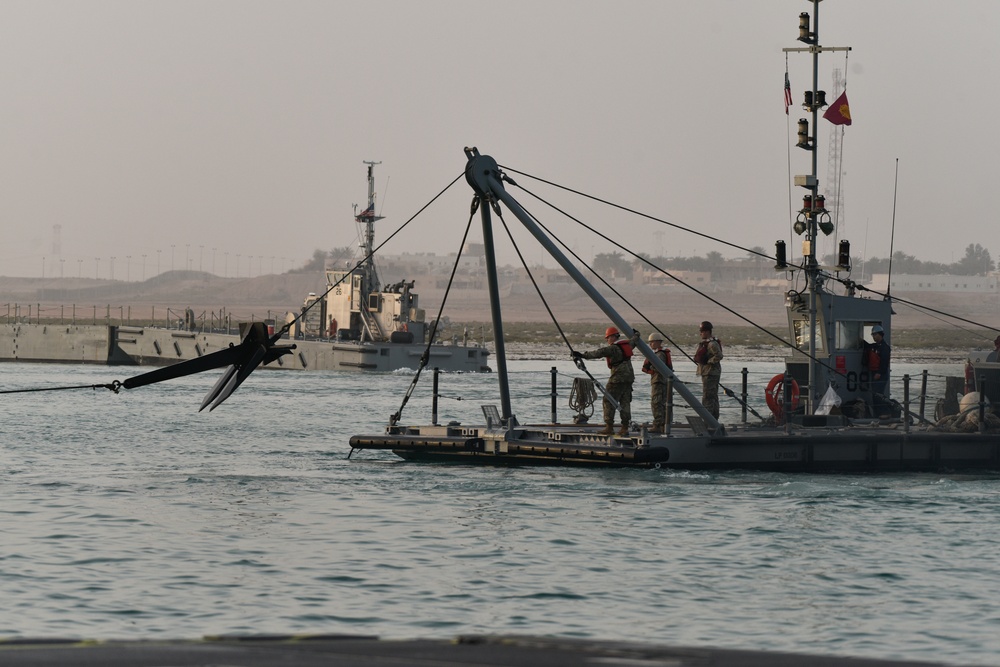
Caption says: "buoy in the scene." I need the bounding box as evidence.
[959,391,989,413]
[765,373,800,422]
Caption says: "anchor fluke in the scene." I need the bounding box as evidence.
[121,322,295,409]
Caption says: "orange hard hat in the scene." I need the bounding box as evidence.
[605,326,620,338]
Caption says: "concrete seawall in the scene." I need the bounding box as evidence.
[0,323,120,364]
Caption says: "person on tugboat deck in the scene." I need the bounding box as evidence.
[694,321,723,419]
[867,324,892,418]
[986,335,1000,363]
[573,326,636,436]
[642,332,672,434]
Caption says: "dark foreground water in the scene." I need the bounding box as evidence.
[2,358,999,666]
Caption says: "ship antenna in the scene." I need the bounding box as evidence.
[360,160,383,291]
[886,158,899,299]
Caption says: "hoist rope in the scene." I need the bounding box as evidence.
[388,198,477,427]
[492,207,615,407]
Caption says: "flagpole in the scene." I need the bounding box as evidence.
[886,158,899,299]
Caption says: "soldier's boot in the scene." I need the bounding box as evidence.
[651,422,665,434]
[597,423,614,436]
[617,424,630,436]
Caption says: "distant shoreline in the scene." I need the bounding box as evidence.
[504,342,970,366]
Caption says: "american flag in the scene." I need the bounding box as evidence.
[784,72,793,115]
[355,203,375,221]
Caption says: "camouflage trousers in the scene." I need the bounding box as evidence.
[602,382,633,427]
[650,382,667,429]
[701,372,721,419]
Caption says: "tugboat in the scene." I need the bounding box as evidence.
[278,161,491,372]
[347,2,1000,471]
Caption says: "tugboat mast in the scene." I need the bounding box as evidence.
[356,160,384,295]
[783,0,850,413]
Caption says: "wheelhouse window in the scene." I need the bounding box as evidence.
[793,318,825,352]
[835,321,864,350]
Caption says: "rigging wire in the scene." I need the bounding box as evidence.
[0,173,466,400]
[890,300,991,344]
[502,165,782,266]
[887,158,899,299]
[848,282,1000,336]
[388,198,477,427]
[831,49,850,253]
[0,382,120,395]
[511,180,806,361]
[507,168,997,360]
[279,171,465,342]
[492,206,615,406]
[505,190,764,418]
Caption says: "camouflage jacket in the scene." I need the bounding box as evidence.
[695,338,723,377]
[582,342,635,385]
[642,349,672,385]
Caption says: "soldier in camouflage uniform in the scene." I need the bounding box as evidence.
[641,332,673,433]
[573,326,636,436]
[694,320,723,419]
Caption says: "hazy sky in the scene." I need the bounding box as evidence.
[2,1,997,280]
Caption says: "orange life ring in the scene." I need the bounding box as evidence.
[765,373,800,420]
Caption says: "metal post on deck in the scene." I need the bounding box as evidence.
[666,378,673,435]
[783,374,792,434]
[432,367,440,426]
[980,375,987,435]
[550,366,558,424]
[919,370,928,422]
[903,374,910,434]
[741,367,748,424]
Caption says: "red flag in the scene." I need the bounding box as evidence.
[784,73,792,115]
[823,90,852,125]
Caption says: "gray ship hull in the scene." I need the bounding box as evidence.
[0,323,490,373]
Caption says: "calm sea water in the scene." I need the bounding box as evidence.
[3,357,1000,666]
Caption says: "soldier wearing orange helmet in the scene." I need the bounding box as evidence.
[572,326,636,436]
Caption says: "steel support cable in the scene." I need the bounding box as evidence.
[3,174,468,401]
[0,382,122,395]
[514,193,687,359]
[838,280,1000,336]
[276,172,465,342]
[509,179,839,382]
[501,166,800,270]
[502,168,990,395]
[389,199,477,427]
[493,207,616,409]
[508,192,764,420]
[890,299,990,341]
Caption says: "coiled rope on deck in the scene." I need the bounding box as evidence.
[568,377,597,420]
